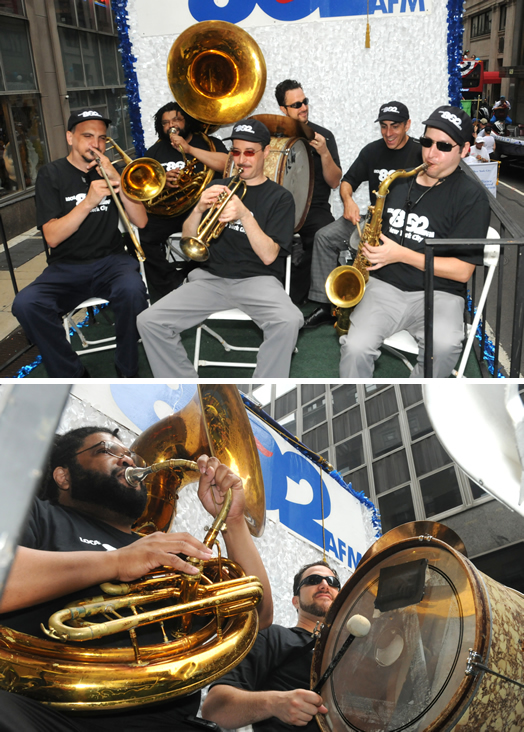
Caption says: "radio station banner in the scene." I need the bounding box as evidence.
[72,384,379,571]
[135,0,431,37]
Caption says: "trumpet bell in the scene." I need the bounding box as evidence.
[121,157,167,202]
[167,20,267,126]
[132,384,265,536]
[180,235,209,262]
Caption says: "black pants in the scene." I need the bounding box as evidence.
[290,203,334,304]
[0,691,211,732]
[139,214,195,300]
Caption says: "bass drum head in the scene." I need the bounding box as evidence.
[312,538,488,732]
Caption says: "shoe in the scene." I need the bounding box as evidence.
[302,307,336,329]
[115,364,139,378]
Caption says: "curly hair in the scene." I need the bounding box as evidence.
[38,426,119,503]
[153,101,199,140]
[292,560,339,596]
[275,79,303,108]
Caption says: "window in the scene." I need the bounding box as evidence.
[370,415,402,458]
[419,466,463,516]
[0,15,36,92]
[302,384,325,404]
[373,449,410,494]
[303,398,326,432]
[407,403,433,440]
[333,407,362,444]
[379,485,416,533]
[365,388,398,426]
[0,95,48,198]
[400,384,422,408]
[332,384,358,415]
[347,466,369,497]
[471,11,492,38]
[336,434,364,474]
[499,5,507,30]
[302,423,328,453]
[0,0,24,16]
[275,388,296,421]
[412,434,451,475]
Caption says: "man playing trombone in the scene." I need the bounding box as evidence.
[137,119,303,378]
[12,109,149,378]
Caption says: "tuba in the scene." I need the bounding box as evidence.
[144,21,266,219]
[0,385,266,711]
[326,163,428,336]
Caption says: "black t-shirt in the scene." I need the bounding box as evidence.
[35,157,125,265]
[342,137,423,205]
[0,499,200,724]
[201,177,295,282]
[146,134,228,176]
[208,624,317,732]
[307,121,341,208]
[372,167,489,297]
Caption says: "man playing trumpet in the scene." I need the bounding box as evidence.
[138,119,303,378]
[12,109,149,378]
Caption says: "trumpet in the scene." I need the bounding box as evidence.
[180,167,247,262]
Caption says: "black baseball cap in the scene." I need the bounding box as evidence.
[422,105,473,146]
[225,119,271,147]
[375,101,410,123]
[67,109,112,131]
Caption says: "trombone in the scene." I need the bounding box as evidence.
[94,138,167,262]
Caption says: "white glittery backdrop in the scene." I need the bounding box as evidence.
[128,1,450,216]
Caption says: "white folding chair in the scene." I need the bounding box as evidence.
[63,224,150,355]
[382,227,500,376]
[193,254,292,372]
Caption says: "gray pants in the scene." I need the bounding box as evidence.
[309,216,356,303]
[137,269,304,377]
[339,278,465,378]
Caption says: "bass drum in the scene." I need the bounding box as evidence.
[311,521,524,732]
[225,136,313,232]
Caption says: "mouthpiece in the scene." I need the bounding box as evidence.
[125,466,153,487]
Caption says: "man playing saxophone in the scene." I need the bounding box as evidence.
[137,119,303,378]
[140,102,229,299]
[339,105,490,378]
[0,425,273,731]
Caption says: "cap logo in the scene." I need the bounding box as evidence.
[438,110,463,129]
[78,110,103,118]
[382,106,399,114]
[234,124,255,134]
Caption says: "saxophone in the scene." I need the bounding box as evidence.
[325,163,428,336]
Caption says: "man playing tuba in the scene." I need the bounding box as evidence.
[137,119,303,378]
[0,426,273,731]
[139,102,229,299]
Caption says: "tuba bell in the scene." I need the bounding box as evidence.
[0,385,266,711]
[144,21,266,219]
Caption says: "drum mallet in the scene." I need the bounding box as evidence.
[312,615,371,694]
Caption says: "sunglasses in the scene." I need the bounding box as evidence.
[284,98,309,109]
[419,136,459,153]
[75,440,145,467]
[296,574,341,592]
[230,148,262,157]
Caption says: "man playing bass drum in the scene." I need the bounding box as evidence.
[140,102,228,299]
[339,105,490,378]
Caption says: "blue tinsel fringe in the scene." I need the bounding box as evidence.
[447,0,464,105]
[466,293,504,378]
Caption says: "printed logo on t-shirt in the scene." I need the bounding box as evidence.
[79,536,116,551]
[386,207,435,244]
[163,161,185,171]
[64,192,111,213]
[374,168,395,183]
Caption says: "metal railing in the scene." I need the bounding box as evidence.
[423,165,524,378]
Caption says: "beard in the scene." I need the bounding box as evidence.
[68,461,148,523]
[299,597,330,618]
[162,125,188,141]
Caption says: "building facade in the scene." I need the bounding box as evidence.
[238,383,524,594]
[0,0,133,239]
[462,0,524,123]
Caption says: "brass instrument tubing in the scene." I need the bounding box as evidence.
[93,151,146,262]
